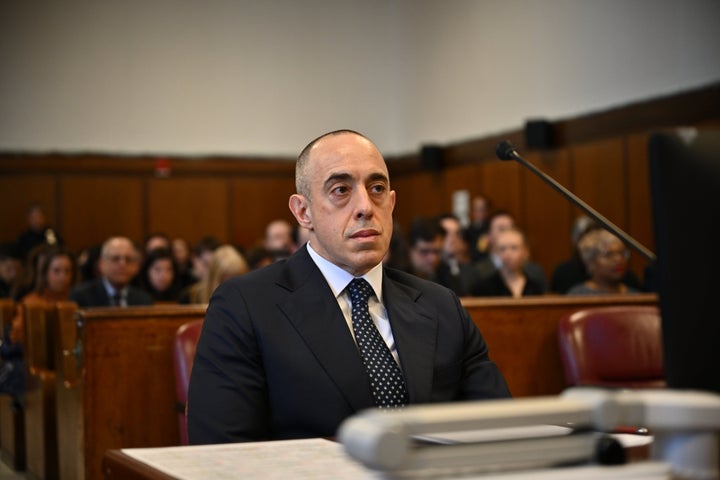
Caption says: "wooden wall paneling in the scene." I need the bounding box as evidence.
[229,176,297,249]
[568,138,629,235]
[386,174,413,231]
[391,171,445,232]
[478,159,523,220]
[0,175,58,244]
[626,133,656,279]
[441,162,483,215]
[147,177,229,247]
[520,150,574,281]
[60,176,145,252]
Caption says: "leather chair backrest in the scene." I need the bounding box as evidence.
[557,305,665,388]
[173,319,203,445]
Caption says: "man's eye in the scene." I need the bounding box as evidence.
[370,184,386,194]
[332,186,349,195]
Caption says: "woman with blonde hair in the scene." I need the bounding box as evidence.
[198,245,249,304]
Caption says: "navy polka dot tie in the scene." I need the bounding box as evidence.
[347,278,408,409]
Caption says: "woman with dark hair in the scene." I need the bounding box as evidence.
[6,248,77,352]
[19,248,77,305]
[138,248,182,303]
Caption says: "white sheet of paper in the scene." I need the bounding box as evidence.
[122,438,379,480]
[121,437,667,480]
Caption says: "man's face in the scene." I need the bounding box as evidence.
[99,238,140,289]
[264,221,294,252]
[409,236,442,278]
[440,217,463,258]
[472,197,489,224]
[290,133,396,277]
[28,207,47,231]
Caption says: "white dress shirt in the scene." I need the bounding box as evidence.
[306,242,401,364]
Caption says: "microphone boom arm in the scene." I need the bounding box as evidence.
[498,142,656,262]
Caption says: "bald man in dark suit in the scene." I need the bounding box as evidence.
[188,130,509,443]
[69,236,153,307]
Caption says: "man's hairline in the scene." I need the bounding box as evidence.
[296,129,375,198]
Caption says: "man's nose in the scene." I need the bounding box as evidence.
[353,188,374,219]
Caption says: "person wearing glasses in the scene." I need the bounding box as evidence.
[406,217,444,282]
[567,228,640,295]
[69,236,153,307]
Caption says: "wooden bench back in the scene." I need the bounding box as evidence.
[67,304,207,480]
[462,293,659,397]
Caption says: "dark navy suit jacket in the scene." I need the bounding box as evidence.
[187,245,510,444]
[69,278,153,307]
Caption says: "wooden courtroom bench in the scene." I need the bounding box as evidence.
[23,303,61,480]
[54,304,207,480]
[54,295,658,480]
[461,293,659,398]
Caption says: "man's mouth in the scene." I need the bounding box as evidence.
[350,229,380,239]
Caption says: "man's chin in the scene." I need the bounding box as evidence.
[348,250,385,270]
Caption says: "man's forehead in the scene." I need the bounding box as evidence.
[311,133,383,162]
[107,240,133,252]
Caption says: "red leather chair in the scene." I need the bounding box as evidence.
[557,306,666,389]
[173,320,203,445]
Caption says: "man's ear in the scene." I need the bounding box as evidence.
[289,194,313,230]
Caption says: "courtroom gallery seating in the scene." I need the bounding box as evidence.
[22,303,60,480]
[3,296,661,479]
[557,305,666,388]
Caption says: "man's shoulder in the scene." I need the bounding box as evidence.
[384,267,456,299]
[69,279,105,305]
[227,247,319,289]
[70,278,102,295]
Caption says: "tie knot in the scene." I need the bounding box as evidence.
[347,278,373,305]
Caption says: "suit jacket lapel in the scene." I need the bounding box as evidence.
[383,276,438,403]
[94,279,112,306]
[276,248,375,411]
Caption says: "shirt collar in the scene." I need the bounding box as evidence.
[306,242,384,302]
[102,277,127,299]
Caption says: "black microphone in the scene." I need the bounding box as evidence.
[495,140,656,262]
[495,140,519,161]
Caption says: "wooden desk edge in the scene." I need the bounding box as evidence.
[103,450,178,480]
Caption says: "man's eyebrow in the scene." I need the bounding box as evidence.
[367,172,389,184]
[322,171,390,190]
[323,172,353,190]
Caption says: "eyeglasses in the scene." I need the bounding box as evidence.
[104,254,139,264]
[597,249,630,261]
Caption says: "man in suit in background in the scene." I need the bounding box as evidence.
[69,236,153,307]
[188,130,510,444]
